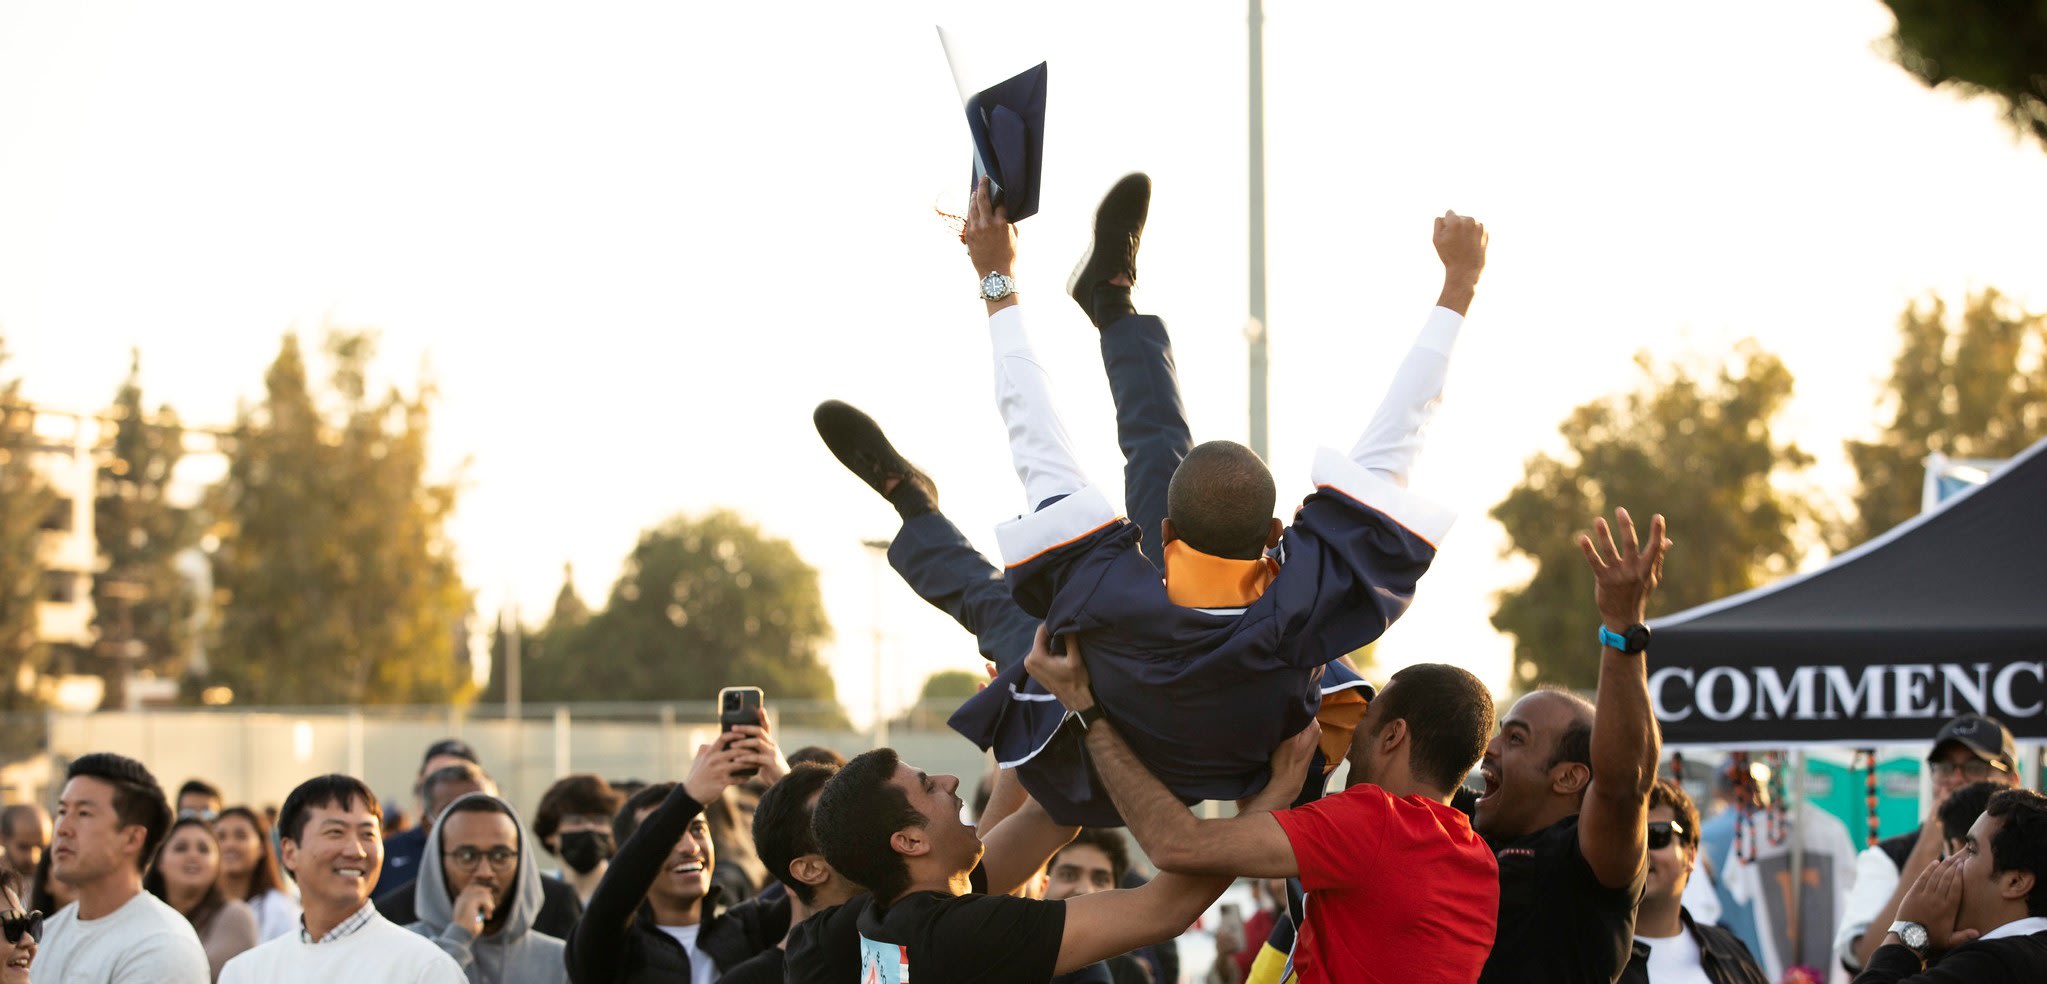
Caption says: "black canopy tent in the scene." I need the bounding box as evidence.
[1647,436,2047,748]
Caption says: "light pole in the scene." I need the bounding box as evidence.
[861,538,892,750]
[1247,0,1270,461]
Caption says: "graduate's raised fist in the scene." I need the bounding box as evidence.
[1433,210,1487,285]
[966,176,1019,278]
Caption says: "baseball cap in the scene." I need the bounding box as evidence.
[421,738,480,769]
[1928,714,2017,772]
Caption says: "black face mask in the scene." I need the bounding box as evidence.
[558,830,615,875]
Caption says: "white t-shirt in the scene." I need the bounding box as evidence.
[35,891,212,983]
[248,887,304,943]
[1636,930,1713,984]
[219,908,464,984]
[656,922,720,982]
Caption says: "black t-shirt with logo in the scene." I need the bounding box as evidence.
[784,866,994,984]
[855,889,1067,983]
[1478,813,1645,984]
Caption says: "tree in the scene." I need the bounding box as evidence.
[207,331,472,706]
[1491,342,1819,689]
[0,338,56,712]
[92,351,200,707]
[918,670,984,702]
[1880,1,2047,151]
[517,510,844,724]
[1845,288,2047,547]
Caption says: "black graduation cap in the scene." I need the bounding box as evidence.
[964,62,1047,222]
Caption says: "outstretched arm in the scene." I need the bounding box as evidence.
[566,734,760,982]
[1346,211,1487,489]
[1026,625,1314,880]
[1577,508,1669,890]
[1046,705,1317,973]
[965,177,1089,511]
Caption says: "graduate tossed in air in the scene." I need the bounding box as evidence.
[939,168,1487,826]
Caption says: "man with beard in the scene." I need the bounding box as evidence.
[407,792,566,983]
[1029,626,1499,983]
[1472,509,1670,984]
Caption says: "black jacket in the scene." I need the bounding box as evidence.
[562,785,787,983]
[1621,908,1769,984]
[375,871,585,941]
[1851,931,2047,984]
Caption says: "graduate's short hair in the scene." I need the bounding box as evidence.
[753,763,839,905]
[813,749,925,904]
[1373,664,1495,791]
[1166,441,1276,560]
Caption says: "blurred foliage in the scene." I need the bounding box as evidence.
[1844,288,2047,547]
[1491,342,1822,689]
[1880,1,2047,150]
[494,511,845,726]
[918,670,985,701]
[0,337,57,713]
[206,331,472,706]
[92,351,200,707]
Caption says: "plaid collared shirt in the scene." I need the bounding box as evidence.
[299,899,378,945]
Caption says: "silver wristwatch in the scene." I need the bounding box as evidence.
[978,271,1017,300]
[1887,920,1930,956]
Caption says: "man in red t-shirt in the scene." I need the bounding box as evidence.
[1029,633,1500,983]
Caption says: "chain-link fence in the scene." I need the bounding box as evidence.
[0,699,994,821]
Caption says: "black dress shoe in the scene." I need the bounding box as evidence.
[813,400,938,512]
[1066,172,1151,327]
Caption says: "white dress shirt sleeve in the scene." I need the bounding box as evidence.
[988,303,1089,511]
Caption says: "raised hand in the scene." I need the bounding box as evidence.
[451,879,497,935]
[725,723,789,786]
[1433,211,1486,284]
[1895,853,1981,951]
[1243,721,1322,814]
[965,176,1019,277]
[681,734,755,805]
[1578,507,1671,634]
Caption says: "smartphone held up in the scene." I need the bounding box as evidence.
[718,686,765,780]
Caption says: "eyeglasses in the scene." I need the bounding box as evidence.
[1647,820,1687,851]
[1929,759,2006,781]
[1,909,42,945]
[442,847,518,872]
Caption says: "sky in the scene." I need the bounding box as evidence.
[2,1,2043,726]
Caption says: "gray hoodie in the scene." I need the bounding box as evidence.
[408,792,569,984]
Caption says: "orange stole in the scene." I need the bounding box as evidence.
[1161,540,1367,771]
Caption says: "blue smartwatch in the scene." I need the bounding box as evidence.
[1598,623,1652,654]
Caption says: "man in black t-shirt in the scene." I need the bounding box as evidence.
[808,736,1313,983]
[718,764,865,984]
[1472,508,1671,984]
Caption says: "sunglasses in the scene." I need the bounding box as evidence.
[1647,820,1687,851]
[1,909,41,945]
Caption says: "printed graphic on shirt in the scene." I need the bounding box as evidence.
[859,933,909,983]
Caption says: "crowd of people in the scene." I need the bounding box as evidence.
[0,174,2040,984]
